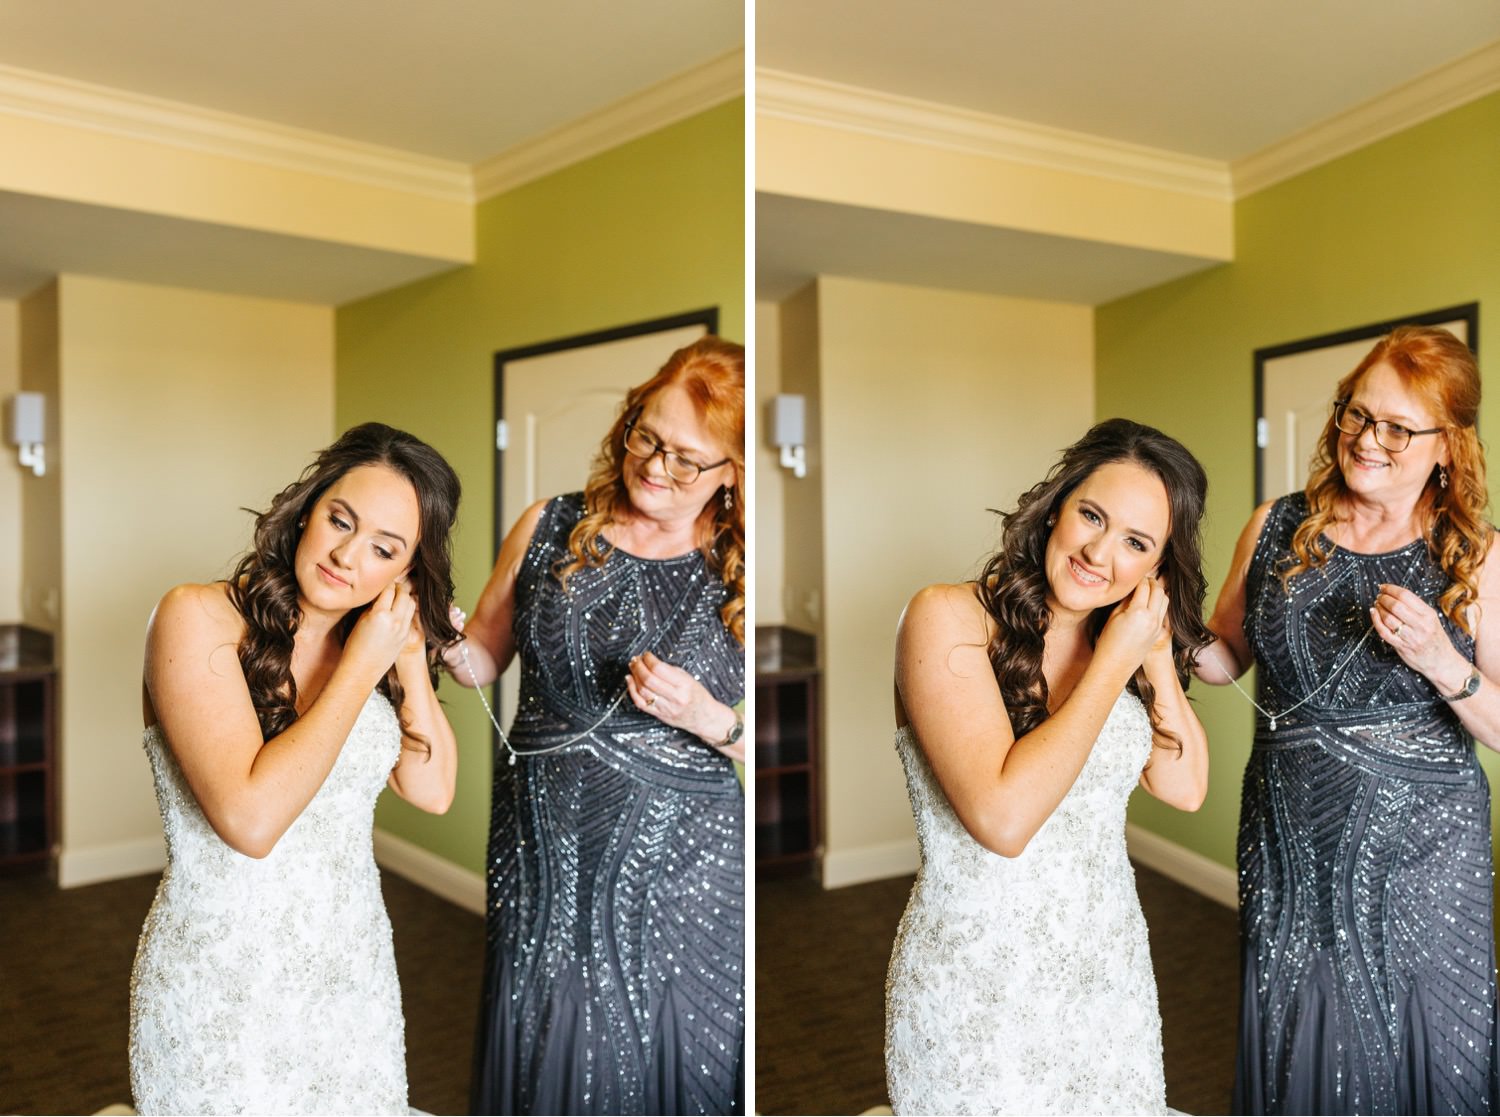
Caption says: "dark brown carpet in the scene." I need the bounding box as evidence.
[755,862,1239,1116]
[0,866,483,1116]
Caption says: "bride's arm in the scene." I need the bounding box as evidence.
[145,580,411,858]
[1136,629,1209,810]
[896,580,1162,858]
[386,611,458,814]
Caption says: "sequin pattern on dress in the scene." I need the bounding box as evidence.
[471,493,744,1116]
[885,691,1167,1116]
[129,692,408,1115]
[1236,492,1499,1114]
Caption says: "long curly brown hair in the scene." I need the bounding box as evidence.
[974,418,1213,746]
[558,336,745,644]
[1284,325,1488,632]
[226,423,462,745]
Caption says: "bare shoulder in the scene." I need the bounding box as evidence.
[513,497,550,536]
[1238,500,1277,551]
[144,583,247,698]
[149,582,243,641]
[898,582,993,655]
[497,498,550,563]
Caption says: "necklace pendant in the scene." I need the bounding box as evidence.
[508,752,518,767]
[1269,716,1277,731]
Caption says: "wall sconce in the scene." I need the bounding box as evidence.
[771,394,807,479]
[7,392,46,477]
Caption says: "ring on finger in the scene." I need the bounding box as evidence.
[1390,620,1403,636]
[644,689,656,707]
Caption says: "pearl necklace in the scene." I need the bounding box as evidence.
[1208,546,1424,731]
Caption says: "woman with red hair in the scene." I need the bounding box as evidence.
[446,336,745,1115]
[1198,325,1500,1113]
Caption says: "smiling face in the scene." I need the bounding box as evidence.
[1043,460,1170,620]
[621,382,736,523]
[294,463,421,615]
[1336,361,1449,505]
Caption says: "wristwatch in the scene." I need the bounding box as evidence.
[717,713,744,750]
[1442,667,1482,702]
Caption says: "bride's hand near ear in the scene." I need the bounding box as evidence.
[1096,576,1169,675]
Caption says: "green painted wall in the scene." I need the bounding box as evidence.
[1100,91,1500,870]
[335,100,745,873]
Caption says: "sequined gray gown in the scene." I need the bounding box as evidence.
[1237,493,1500,1114]
[471,494,744,1116]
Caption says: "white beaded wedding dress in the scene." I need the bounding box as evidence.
[885,691,1167,1116]
[129,692,408,1116]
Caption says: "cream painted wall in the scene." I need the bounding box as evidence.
[778,283,824,638]
[0,299,21,620]
[809,276,1094,886]
[40,275,334,886]
[19,283,59,635]
[754,299,785,627]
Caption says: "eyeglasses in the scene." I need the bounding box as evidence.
[623,421,730,484]
[1333,400,1444,453]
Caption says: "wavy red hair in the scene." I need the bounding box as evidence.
[1286,325,1489,631]
[558,336,745,644]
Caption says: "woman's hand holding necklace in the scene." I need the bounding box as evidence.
[626,651,742,759]
[1371,584,1473,696]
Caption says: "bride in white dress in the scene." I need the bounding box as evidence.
[129,424,461,1115]
[886,419,1213,1116]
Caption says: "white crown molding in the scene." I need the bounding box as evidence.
[757,68,1233,202]
[473,48,744,200]
[1234,39,1500,197]
[0,62,473,202]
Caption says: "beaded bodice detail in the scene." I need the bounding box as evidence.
[507,492,743,785]
[129,692,408,1114]
[896,692,1152,887]
[1244,493,1474,767]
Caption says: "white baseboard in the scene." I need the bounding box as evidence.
[372,828,485,915]
[1126,823,1238,910]
[821,837,920,889]
[58,835,167,889]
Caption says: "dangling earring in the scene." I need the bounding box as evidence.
[723,487,733,511]
[1440,465,1450,490]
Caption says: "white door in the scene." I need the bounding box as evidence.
[495,322,709,720]
[1260,317,1471,500]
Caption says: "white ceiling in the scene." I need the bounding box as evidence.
[756,0,1500,303]
[757,0,1500,161]
[0,0,745,163]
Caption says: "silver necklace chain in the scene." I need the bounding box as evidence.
[454,560,708,764]
[1209,545,1425,731]
[459,641,625,766]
